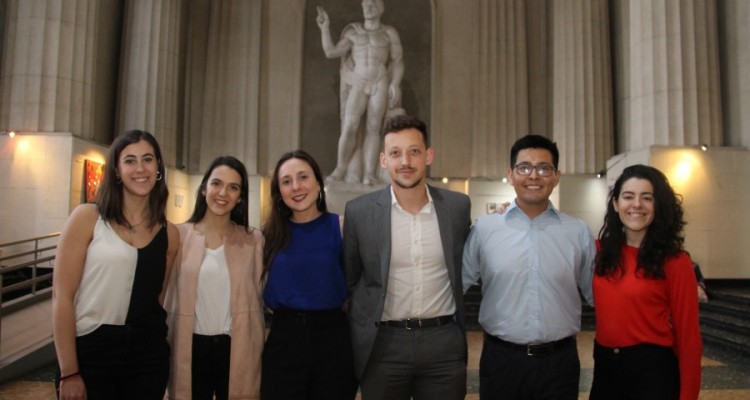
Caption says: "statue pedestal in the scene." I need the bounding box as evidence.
[324,181,387,215]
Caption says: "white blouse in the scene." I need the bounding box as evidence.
[193,245,232,335]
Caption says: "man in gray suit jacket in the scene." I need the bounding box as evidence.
[343,114,471,400]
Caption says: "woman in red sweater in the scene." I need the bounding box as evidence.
[590,165,702,400]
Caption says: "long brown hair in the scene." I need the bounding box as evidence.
[262,150,328,278]
[96,130,168,230]
[188,156,250,231]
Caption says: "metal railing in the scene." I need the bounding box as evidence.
[0,232,60,315]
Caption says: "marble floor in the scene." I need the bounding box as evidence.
[1,330,748,399]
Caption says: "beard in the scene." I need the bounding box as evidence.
[392,176,422,190]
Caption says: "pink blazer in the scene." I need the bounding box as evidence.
[165,223,265,399]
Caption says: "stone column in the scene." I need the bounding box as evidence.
[470,0,529,178]
[117,0,185,167]
[258,0,306,175]
[551,0,614,174]
[195,0,262,174]
[721,0,750,147]
[621,0,722,150]
[0,0,117,141]
[430,0,475,178]
[525,0,549,138]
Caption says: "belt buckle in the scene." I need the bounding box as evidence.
[526,342,553,356]
[526,344,544,356]
[404,318,421,330]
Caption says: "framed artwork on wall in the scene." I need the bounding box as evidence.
[84,160,104,203]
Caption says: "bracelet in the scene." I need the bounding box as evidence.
[60,371,80,381]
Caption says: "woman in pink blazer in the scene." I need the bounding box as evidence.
[166,156,264,399]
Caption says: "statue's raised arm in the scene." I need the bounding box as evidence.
[317,7,352,59]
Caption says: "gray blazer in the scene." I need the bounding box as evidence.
[343,185,472,378]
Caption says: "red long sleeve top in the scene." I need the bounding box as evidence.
[593,244,702,400]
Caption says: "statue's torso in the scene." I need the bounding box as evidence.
[348,25,391,78]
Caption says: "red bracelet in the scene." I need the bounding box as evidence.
[60,371,80,381]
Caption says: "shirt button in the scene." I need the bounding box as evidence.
[614,348,620,354]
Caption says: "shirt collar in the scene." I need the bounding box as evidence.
[390,185,434,214]
[508,199,560,221]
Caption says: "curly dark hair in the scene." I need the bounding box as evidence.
[383,114,428,146]
[262,150,328,278]
[596,164,686,279]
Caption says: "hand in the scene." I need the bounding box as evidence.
[316,7,329,30]
[494,201,511,215]
[341,298,351,314]
[697,285,708,303]
[388,85,401,109]
[58,375,87,400]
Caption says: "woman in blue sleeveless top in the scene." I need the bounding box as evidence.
[260,150,358,399]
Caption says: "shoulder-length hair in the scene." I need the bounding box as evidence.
[596,164,686,279]
[96,130,168,230]
[188,155,250,231]
[262,150,328,277]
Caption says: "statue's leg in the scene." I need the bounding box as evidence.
[362,83,389,185]
[329,88,367,182]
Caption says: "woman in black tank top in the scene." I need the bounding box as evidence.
[52,130,179,400]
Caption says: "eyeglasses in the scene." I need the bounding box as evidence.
[514,163,556,177]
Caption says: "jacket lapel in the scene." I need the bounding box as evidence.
[376,187,392,288]
[429,186,456,285]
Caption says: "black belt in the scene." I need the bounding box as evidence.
[380,315,454,330]
[484,332,574,356]
[192,333,231,345]
[271,308,346,326]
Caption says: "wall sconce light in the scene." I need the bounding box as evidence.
[700,144,708,151]
[596,169,606,179]
[442,177,449,184]
[1,129,16,138]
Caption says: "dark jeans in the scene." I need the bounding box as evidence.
[192,333,231,400]
[261,309,358,400]
[589,341,679,400]
[56,324,170,400]
[479,335,580,400]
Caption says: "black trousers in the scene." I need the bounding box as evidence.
[589,341,679,400]
[261,309,358,400]
[359,321,467,400]
[57,324,170,400]
[479,335,580,400]
[192,333,231,400]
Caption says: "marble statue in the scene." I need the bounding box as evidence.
[316,0,405,185]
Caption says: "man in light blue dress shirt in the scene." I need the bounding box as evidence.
[462,134,596,400]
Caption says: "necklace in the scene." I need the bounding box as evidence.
[127,219,146,233]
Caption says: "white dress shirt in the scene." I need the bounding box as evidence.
[381,186,456,321]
